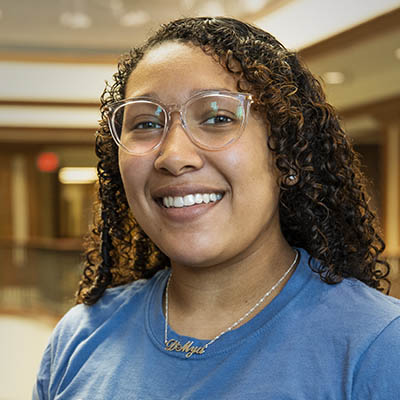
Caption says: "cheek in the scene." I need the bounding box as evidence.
[221,129,280,215]
[119,154,150,206]
[223,137,276,188]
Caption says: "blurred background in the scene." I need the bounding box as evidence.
[0,0,399,398]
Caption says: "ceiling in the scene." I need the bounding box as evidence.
[303,15,400,141]
[0,0,399,143]
[1,0,398,54]
[0,0,288,54]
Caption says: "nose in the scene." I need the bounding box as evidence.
[154,116,204,176]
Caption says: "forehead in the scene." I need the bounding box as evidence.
[125,42,238,100]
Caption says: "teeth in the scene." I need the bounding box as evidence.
[173,197,184,207]
[162,193,223,208]
[195,193,203,204]
[183,194,195,206]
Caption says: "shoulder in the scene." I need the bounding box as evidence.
[320,276,400,326]
[297,247,400,327]
[351,313,400,399]
[33,270,169,398]
[50,269,168,353]
[298,251,400,350]
[301,259,400,398]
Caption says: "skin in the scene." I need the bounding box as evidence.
[119,42,296,339]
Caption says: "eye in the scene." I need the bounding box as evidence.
[203,115,233,125]
[133,121,163,130]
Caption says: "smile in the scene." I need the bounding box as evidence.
[162,193,223,208]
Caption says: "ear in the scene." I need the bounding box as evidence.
[282,172,299,186]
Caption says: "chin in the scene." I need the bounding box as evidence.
[162,244,226,269]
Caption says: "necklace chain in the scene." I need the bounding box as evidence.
[164,249,299,355]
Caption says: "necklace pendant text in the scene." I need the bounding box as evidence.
[165,339,206,358]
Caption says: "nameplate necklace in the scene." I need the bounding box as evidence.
[164,250,299,358]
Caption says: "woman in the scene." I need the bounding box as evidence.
[34,17,400,399]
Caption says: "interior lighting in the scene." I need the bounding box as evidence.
[60,11,92,29]
[120,10,150,27]
[110,0,124,17]
[59,167,97,184]
[322,71,345,85]
[60,0,91,29]
[181,0,196,9]
[196,1,225,16]
[243,0,270,14]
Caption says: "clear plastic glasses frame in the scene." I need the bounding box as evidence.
[105,90,253,155]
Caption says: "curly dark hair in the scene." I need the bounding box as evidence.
[76,16,390,305]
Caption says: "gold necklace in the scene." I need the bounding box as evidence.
[164,249,299,358]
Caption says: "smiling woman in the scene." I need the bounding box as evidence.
[117,42,285,270]
[33,17,400,400]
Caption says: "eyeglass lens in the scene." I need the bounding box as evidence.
[113,94,246,153]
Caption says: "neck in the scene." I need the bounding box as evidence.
[165,239,297,340]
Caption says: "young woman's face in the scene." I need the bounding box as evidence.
[119,42,285,268]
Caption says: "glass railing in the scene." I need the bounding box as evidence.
[1,239,399,320]
[0,238,83,318]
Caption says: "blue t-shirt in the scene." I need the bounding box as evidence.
[33,248,400,399]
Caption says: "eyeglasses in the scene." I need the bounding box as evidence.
[105,90,253,155]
